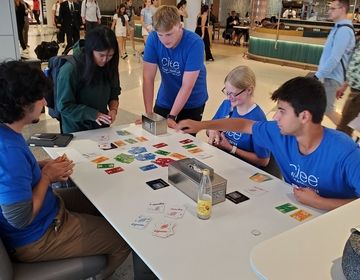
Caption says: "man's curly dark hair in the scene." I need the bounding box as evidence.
[0,61,52,124]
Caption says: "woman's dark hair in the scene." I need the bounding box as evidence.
[201,4,209,14]
[177,0,186,9]
[81,26,119,86]
[118,4,126,26]
[0,61,51,124]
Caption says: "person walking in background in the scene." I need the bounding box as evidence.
[195,4,214,61]
[32,0,41,24]
[125,0,136,54]
[59,0,81,54]
[14,0,28,56]
[143,5,208,130]
[23,1,32,48]
[314,0,355,126]
[56,26,121,133]
[112,4,129,59]
[52,0,65,46]
[141,0,155,45]
[81,0,101,33]
[336,42,360,137]
[177,0,188,27]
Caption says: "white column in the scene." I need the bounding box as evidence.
[1,0,20,60]
[182,0,202,31]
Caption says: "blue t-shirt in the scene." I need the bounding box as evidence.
[144,29,208,109]
[0,125,59,249]
[212,101,270,159]
[252,121,360,198]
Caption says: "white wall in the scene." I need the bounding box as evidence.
[0,0,20,60]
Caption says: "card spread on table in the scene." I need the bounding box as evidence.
[179,139,193,144]
[165,206,185,219]
[146,178,169,190]
[153,222,176,238]
[128,146,147,155]
[275,203,298,214]
[152,157,175,167]
[135,153,156,161]
[226,191,249,204]
[140,164,158,171]
[153,142,168,149]
[290,209,312,221]
[105,166,124,174]
[91,156,109,164]
[124,138,138,144]
[182,143,197,149]
[244,186,268,197]
[131,215,152,229]
[188,147,203,154]
[154,150,171,156]
[249,172,272,183]
[135,136,148,142]
[115,153,135,164]
[113,140,126,147]
[97,163,114,169]
[147,202,165,213]
[169,153,187,160]
[196,153,213,160]
[116,130,131,136]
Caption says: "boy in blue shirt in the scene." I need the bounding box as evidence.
[143,5,208,129]
[177,77,360,211]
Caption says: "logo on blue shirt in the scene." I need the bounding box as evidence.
[289,163,319,188]
[161,57,181,76]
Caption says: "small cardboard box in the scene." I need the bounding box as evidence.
[168,158,227,205]
[142,113,167,135]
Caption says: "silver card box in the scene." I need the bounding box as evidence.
[142,113,167,135]
[168,158,227,205]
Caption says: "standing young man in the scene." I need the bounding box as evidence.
[314,0,355,125]
[142,5,208,129]
[59,0,81,54]
[125,0,136,54]
[177,77,360,211]
[81,0,101,33]
[0,61,131,279]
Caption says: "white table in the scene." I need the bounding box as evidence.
[45,124,324,280]
[250,199,360,280]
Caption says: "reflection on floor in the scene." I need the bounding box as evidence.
[20,24,345,280]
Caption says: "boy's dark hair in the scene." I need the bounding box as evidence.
[0,61,51,124]
[271,77,326,124]
[81,26,119,86]
[336,0,350,13]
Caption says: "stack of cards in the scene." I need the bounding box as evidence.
[131,215,152,229]
[152,222,176,238]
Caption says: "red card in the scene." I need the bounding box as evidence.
[153,142,168,148]
[105,166,124,174]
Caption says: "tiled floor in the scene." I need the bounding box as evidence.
[22,25,345,279]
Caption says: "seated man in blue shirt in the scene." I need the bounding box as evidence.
[176,76,360,211]
[0,61,133,279]
[142,5,208,129]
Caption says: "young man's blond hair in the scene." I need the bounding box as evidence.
[153,5,181,31]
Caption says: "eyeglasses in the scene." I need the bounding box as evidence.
[221,87,246,97]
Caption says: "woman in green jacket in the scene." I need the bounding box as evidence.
[57,25,120,133]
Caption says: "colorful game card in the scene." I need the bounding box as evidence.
[91,156,109,164]
[275,203,298,214]
[124,138,138,144]
[116,130,131,136]
[169,152,187,160]
[249,172,272,183]
[179,139,193,144]
[97,163,114,169]
[152,157,175,167]
[152,222,176,238]
[188,147,203,154]
[154,150,171,156]
[105,166,124,174]
[165,206,185,219]
[139,164,158,171]
[136,136,148,142]
[135,153,156,161]
[153,142,168,149]
[113,140,126,147]
[114,153,135,164]
[128,146,147,155]
[290,209,312,221]
[182,143,197,149]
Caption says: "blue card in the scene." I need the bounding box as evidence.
[139,164,158,171]
[128,146,147,155]
[135,153,156,161]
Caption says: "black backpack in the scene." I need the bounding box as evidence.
[44,55,76,121]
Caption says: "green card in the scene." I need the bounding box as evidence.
[182,143,197,149]
[275,203,298,214]
[97,163,115,169]
[155,150,171,156]
[115,153,135,164]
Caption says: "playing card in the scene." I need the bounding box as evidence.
[128,146,147,155]
[153,142,168,148]
[290,209,312,221]
[244,186,268,197]
[97,163,114,169]
[113,140,126,147]
[154,150,171,156]
[105,166,124,174]
[147,202,165,213]
[179,139,193,144]
[131,215,152,229]
[114,153,135,164]
[98,142,112,149]
[135,153,156,161]
[82,152,100,159]
[136,136,148,142]
[116,130,131,136]
[165,206,185,219]
[188,147,203,154]
[139,164,158,171]
[169,153,187,160]
[153,222,176,238]
[91,156,109,163]
[182,143,197,149]
[196,153,213,160]
[249,173,272,183]
[275,203,298,214]
[125,138,138,144]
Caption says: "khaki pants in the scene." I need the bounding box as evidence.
[13,188,130,279]
[337,89,360,136]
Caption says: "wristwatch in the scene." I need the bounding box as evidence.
[167,114,177,121]
[230,145,237,155]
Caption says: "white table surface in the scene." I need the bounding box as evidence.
[250,198,360,280]
[45,124,325,280]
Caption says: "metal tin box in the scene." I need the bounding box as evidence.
[168,158,227,205]
[142,113,167,135]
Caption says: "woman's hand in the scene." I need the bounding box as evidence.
[95,112,112,126]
